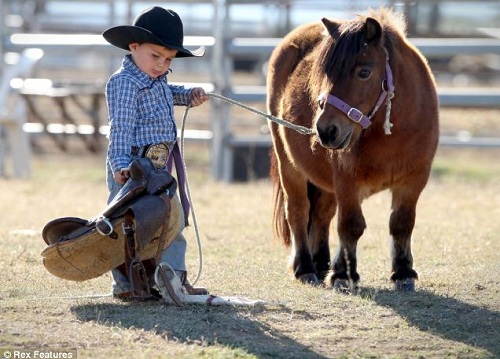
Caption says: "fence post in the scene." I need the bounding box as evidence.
[211,0,232,181]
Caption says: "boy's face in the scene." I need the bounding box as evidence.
[129,43,178,78]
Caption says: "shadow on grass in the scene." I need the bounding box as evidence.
[362,288,500,357]
[71,302,328,359]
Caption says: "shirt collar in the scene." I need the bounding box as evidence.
[122,54,168,86]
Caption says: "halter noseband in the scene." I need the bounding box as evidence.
[318,49,395,134]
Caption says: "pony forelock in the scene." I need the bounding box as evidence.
[308,8,406,103]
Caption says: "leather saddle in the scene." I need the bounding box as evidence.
[41,158,180,299]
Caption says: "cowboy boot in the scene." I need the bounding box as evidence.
[176,270,209,295]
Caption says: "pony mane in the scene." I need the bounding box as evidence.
[309,7,406,102]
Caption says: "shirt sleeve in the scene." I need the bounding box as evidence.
[106,76,137,173]
[170,84,193,106]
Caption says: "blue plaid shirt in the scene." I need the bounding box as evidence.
[105,55,192,173]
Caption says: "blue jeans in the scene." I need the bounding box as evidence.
[106,159,186,295]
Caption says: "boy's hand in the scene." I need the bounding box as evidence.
[190,87,209,107]
[114,169,130,185]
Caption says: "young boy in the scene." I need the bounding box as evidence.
[102,6,209,300]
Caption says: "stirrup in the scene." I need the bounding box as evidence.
[154,263,185,306]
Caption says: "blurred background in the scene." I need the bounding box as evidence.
[1,0,499,181]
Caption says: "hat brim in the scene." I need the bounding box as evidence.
[103,25,205,58]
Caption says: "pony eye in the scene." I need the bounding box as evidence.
[358,68,372,80]
[318,99,325,109]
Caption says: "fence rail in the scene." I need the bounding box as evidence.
[228,86,500,109]
[227,37,500,57]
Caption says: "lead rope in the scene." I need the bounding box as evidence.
[179,92,313,286]
[179,103,203,286]
[206,92,313,135]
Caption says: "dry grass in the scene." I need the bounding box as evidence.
[1,110,500,358]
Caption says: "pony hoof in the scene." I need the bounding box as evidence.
[297,273,320,285]
[333,279,357,294]
[395,278,415,291]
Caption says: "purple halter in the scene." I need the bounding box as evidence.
[318,50,395,130]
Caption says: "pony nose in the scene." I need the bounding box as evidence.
[316,121,340,147]
[316,119,353,149]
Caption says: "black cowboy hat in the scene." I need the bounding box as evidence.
[102,6,205,58]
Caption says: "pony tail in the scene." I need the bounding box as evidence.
[270,150,291,247]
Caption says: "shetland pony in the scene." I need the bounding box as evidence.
[267,8,439,290]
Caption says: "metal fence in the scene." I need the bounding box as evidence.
[2,0,500,180]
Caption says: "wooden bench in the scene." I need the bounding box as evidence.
[15,78,105,153]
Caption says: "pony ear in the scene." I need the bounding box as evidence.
[363,17,383,44]
[321,18,340,37]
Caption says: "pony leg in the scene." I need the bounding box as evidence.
[389,187,421,291]
[282,169,318,283]
[327,202,366,290]
[307,182,336,281]
[270,126,319,284]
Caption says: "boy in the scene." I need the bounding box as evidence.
[102,6,209,300]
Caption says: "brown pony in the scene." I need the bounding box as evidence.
[267,8,439,291]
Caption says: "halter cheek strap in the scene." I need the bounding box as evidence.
[318,50,395,133]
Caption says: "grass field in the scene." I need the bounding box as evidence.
[1,108,499,358]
